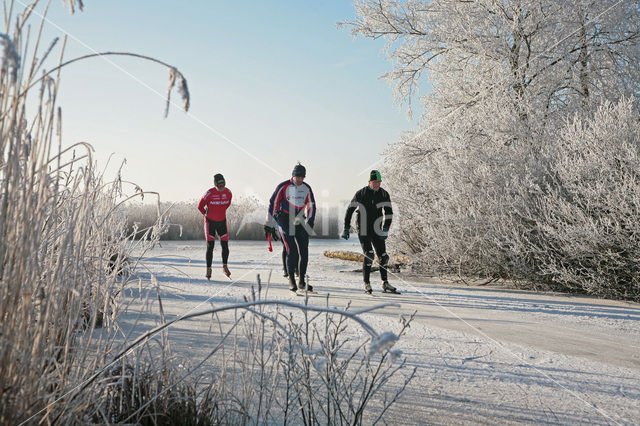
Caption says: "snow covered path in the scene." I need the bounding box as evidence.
[124,240,640,425]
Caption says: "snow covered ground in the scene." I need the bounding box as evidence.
[122,239,640,425]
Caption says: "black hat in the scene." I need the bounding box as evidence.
[292,163,306,178]
[369,170,382,182]
[214,173,225,186]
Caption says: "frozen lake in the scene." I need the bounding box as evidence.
[118,239,640,424]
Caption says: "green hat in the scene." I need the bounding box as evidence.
[369,170,382,182]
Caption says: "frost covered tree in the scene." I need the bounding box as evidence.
[344,0,640,300]
[345,0,639,136]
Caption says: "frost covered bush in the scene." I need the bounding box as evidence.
[347,0,640,300]
[94,283,415,425]
[506,100,640,299]
[126,196,341,240]
[384,100,640,301]
[125,197,265,240]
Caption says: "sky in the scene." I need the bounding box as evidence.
[32,1,418,206]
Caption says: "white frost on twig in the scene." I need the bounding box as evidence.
[312,356,329,372]
[389,349,403,363]
[368,331,399,355]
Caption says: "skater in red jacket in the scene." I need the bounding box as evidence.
[197,173,232,280]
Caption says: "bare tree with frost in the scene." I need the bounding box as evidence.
[343,0,640,300]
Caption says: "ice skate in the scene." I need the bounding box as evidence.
[205,267,212,280]
[222,264,231,279]
[288,276,298,293]
[364,282,373,295]
[298,276,315,293]
[382,281,400,294]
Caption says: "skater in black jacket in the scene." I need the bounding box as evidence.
[342,170,400,294]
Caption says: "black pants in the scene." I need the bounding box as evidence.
[278,222,309,279]
[282,245,299,273]
[358,234,389,283]
[205,219,229,267]
[206,241,229,268]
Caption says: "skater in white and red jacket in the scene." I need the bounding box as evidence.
[197,173,232,280]
[265,163,316,292]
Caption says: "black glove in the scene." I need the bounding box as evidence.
[264,225,276,241]
[341,229,350,240]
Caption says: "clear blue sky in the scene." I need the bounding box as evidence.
[36,1,416,205]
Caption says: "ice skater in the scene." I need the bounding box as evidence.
[265,163,316,292]
[342,170,400,294]
[198,173,232,280]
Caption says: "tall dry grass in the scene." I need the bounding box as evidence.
[0,1,188,423]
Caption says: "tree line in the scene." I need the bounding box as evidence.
[124,197,341,240]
